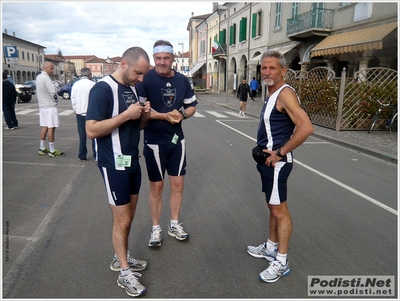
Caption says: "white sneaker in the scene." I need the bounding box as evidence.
[148,226,162,247]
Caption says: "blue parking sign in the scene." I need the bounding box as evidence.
[4,45,18,64]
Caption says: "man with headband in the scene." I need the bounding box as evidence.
[136,40,197,248]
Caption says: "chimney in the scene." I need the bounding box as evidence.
[4,29,7,34]
[13,32,16,37]
[213,2,218,12]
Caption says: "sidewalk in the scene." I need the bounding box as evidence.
[196,92,398,164]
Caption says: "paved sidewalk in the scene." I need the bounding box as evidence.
[196,92,398,164]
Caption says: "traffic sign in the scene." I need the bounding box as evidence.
[4,45,18,64]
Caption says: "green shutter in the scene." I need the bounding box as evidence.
[252,13,257,38]
[239,17,247,42]
[220,29,226,44]
[229,25,233,45]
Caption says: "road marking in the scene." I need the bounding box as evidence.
[206,111,228,118]
[59,110,75,116]
[225,111,242,117]
[16,109,37,115]
[216,119,397,216]
[194,112,206,117]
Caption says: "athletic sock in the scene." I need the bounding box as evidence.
[266,239,278,252]
[49,142,55,152]
[152,225,161,231]
[170,220,178,228]
[276,252,287,265]
[120,267,131,276]
[40,140,46,150]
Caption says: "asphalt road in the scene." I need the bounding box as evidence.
[2,94,397,299]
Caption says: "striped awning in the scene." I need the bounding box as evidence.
[310,22,397,57]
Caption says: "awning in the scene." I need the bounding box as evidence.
[310,22,397,57]
[248,42,300,65]
[268,41,300,54]
[190,62,205,74]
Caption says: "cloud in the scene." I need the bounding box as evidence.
[2,1,214,62]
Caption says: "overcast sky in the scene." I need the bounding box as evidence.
[2,1,216,64]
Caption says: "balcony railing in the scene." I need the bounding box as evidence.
[286,8,334,37]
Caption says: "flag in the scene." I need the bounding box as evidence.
[212,38,221,53]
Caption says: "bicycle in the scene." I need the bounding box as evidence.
[368,97,397,133]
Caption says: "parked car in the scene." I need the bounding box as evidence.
[23,80,36,91]
[57,81,76,99]
[7,75,35,103]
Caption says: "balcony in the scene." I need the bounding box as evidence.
[286,8,334,39]
[212,44,227,59]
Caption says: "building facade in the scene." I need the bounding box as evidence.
[188,2,398,95]
[2,30,46,84]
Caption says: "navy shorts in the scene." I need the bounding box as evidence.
[257,160,293,205]
[99,166,141,206]
[143,139,186,182]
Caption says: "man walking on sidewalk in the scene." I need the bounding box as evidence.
[237,78,251,117]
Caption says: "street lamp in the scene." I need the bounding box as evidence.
[178,42,183,73]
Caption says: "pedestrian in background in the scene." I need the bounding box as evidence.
[250,77,259,100]
[2,72,19,130]
[136,40,197,248]
[247,50,314,283]
[86,46,151,298]
[71,67,96,162]
[237,78,251,117]
[36,62,65,157]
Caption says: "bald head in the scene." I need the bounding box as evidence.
[43,62,55,75]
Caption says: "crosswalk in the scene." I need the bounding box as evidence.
[16,109,250,119]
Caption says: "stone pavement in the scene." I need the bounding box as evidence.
[196,92,398,164]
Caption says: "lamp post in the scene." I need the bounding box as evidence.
[178,42,184,73]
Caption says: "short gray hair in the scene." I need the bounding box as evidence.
[80,67,91,77]
[260,50,286,68]
[121,47,150,66]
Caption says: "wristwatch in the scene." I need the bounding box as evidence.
[276,148,284,157]
[179,108,188,119]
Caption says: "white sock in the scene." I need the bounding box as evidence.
[152,225,161,231]
[40,140,46,150]
[120,267,131,276]
[170,220,178,227]
[266,239,278,252]
[239,110,242,115]
[276,252,287,265]
[49,142,55,152]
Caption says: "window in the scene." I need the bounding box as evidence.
[239,17,247,42]
[252,10,262,38]
[274,3,282,30]
[22,51,25,60]
[229,23,236,45]
[32,53,34,61]
[200,40,206,55]
[27,52,30,61]
[291,2,299,18]
[220,29,226,44]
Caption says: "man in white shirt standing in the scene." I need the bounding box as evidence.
[71,67,96,161]
[36,62,65,157]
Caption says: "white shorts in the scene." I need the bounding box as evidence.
[39,107,59,128]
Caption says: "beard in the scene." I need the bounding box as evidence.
[263,78,275,87]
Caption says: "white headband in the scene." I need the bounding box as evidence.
[153,45,174,54]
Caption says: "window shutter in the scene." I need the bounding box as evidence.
[252,13,257,38]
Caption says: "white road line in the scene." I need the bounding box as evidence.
[59,110,75,116]
[16,109,37,115]
[225,111,242,117]
[216,119,397,216]
[194,112,206,117]
[206,111,228,118]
